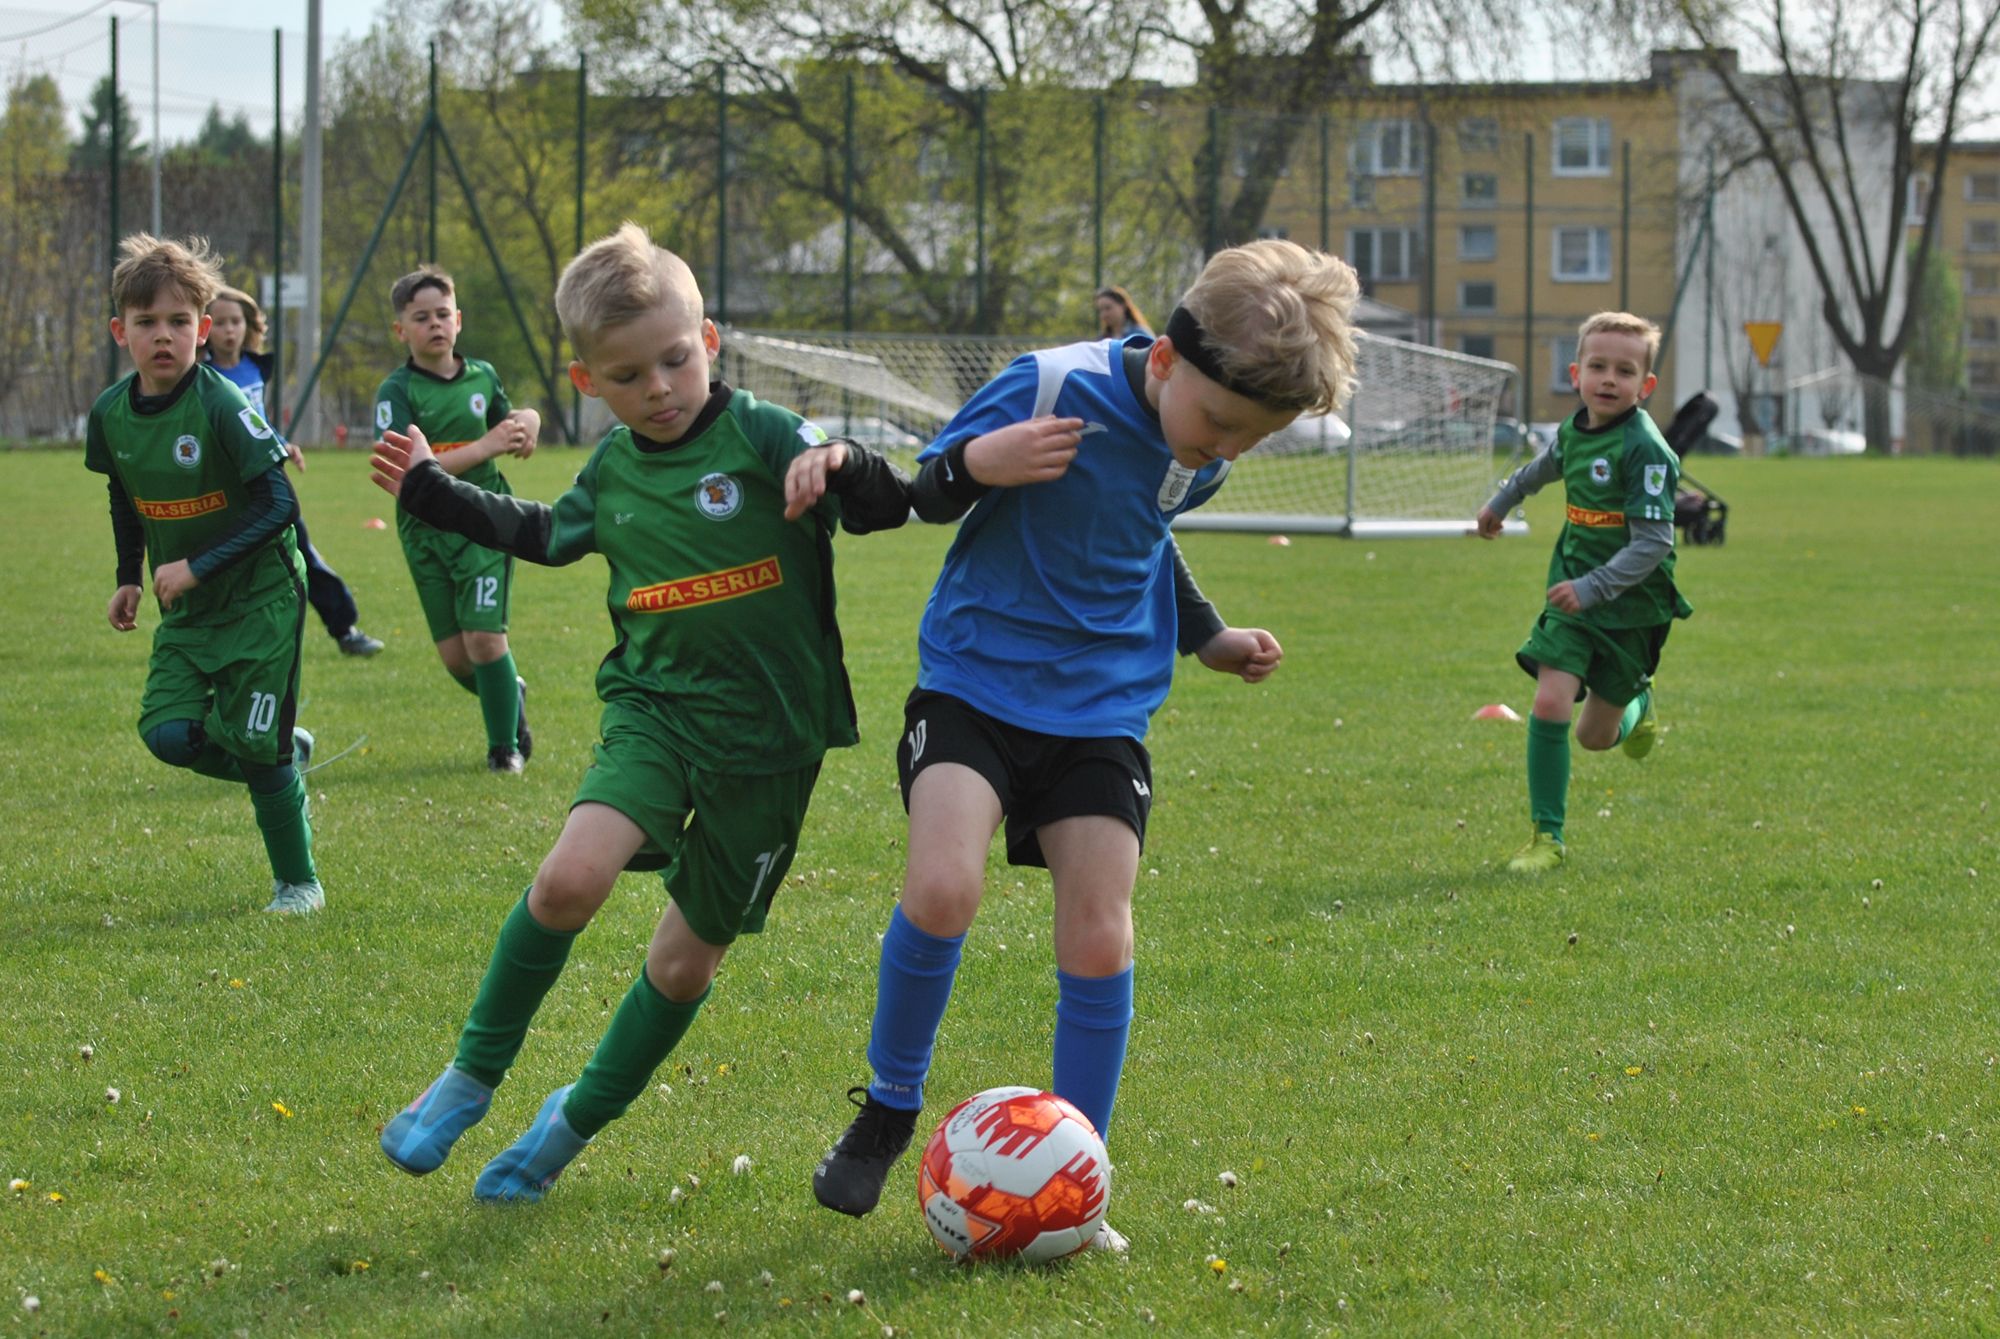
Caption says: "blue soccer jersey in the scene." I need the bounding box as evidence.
[209,357,266,416]
[915,336,1230,739]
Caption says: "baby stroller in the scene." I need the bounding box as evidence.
[1662,393,1728,546]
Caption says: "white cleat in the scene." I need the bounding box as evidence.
[1088,1221,1129,1255]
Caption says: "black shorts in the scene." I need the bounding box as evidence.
[897,688,1153,869]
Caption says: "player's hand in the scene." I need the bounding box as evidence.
[107,584,141,631]
[153,559,199,610]
[784,441,850,521]
[963,417,1084,487]
[371,426,435,497]
[509,410,540,460]
[1197,626,1284,684]
[285,441,306,471]
[1546,580,1582,614]
[1473,505,1504,539]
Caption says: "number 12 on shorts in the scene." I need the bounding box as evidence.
[475,576,500,609]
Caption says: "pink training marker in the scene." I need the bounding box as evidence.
[1472,703,1523,722]
[1268,534,1292,546]
[364,518,388,530]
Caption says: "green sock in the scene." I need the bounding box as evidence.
[562,970,710,1138]
[243,763,314,884]
[1616,689,1651,743]
[453,894,578,1088]
[1526,715,1571,843]
[472,654,521,752]
[451,669,479,695]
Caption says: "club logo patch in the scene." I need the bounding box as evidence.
[172,435,202,469]
[798,420,829,446]
[1590,457,1612,484]
[469,392,488,418]
[695,472,743,520]
[376,400,393,431]
[1644,463,1668,496]
[1157,461,1196,511]
[238,407,275,440]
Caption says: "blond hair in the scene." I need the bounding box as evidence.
[1177,240,1359,414]
[211,285,268,353]
[111,233,225,316]
[555,222,704,357]
[1577,311,1662,373]
[390,265,454,313]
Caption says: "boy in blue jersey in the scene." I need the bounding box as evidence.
[803,239,1361,1251]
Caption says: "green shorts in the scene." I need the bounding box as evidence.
[572,698,821,947]
[138,587,306,766]
[401,522,512,642]
[1516,610,1671,708]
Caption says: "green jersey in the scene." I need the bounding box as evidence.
[374,356,513,544]
[85,365,300,627]
[1546,407,1690,628]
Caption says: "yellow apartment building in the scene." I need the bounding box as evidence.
[1909,141,2000,414]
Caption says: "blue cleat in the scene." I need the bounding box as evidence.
[474,1085,588,1203]
[381,1066,493,1175]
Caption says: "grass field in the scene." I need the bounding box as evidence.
[2,447,1996,1336]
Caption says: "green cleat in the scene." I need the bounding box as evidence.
[1505,831,1565,874]
[1622,703,1659,760]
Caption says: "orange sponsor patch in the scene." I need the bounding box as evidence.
[134,490,228,520]
[626,556,782,613]
[430,440,474,453]
[1566,504,1625,527]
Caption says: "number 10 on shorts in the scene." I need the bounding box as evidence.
[247,691,278,735]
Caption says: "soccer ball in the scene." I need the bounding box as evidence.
[917,1086,1110,1263]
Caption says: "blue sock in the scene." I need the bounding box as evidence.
[864,906,964,1111]
[1052,965,1133,1141]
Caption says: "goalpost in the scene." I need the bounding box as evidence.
[720,329,1519,537]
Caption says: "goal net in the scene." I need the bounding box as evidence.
[721,328,1517,537]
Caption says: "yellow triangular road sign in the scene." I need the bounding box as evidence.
[1744,321,1784,367]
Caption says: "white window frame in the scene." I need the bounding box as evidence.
[1966,172,2000,203]
[1966,265,2000,295]
[1552,226,1613,282]
[1551,336,1579,391]
[1459,225,1498,262]
[1350,120,1425,177]
[1462,172,1499,208]
[1552,117,1613,177]
[1347,227,1420,283]
[1969,218,2000,252]
[1968,314,2000,347]
[1459,280,1497,312]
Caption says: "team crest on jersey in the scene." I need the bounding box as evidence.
[1644,463,1668,496]
[172,435,203,469]
[1157,461,1196,512]
[238,407,275,440]
[469,392,488,418]
[376,400,393,431]
[1590,457,1612,484]
[695,472,743,520]
[797,421,829,446]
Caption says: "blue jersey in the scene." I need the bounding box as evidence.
[208,356,266,416]
[916,336,1230,740]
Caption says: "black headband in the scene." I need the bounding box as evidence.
[1163,305,1298,410]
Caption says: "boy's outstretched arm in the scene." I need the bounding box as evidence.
[783,439,912,530]
[1475,437,1564,539]
[1196,627,1284,683]
[372,425,568,564]
[909,416,1085,523]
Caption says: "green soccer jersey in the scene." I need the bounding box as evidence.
[539,386,856,773]
[375,357,513,542]
[85,365,300,627]
[1547,406,1689,628]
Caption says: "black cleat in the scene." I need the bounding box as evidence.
[813,1086,918,1217]
[515,677,533,760]
[487,746,525,774]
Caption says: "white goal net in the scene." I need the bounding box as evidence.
[721,328,1517,537]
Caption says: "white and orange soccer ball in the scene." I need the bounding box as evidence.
[917,1086,1110,1263]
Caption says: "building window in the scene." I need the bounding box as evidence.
[1460,226,1498,262]
[1460,333,1496,359]
[1462,172,1499,207]
[1347,227,1420,283]
[1967,172,2000,203]
[1351,120,1425,177]
[1970,359,2000,388]
[1909,172,1932,222]
[1552,227,1612,281]
[1458,117,1500,154]
[1969,219,2000,251]
[1969,315,2000,346]
[1967,265,2000,295]
[1349,174,1376,208]
[1257,224,1291,240]
[1551,336,1578,391]
[1552,117,1613,176]
[1459,281,1497,312]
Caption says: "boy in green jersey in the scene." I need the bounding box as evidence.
[370,222,912,1201]
[1476,311,1694,873]
[85,234,323,914]
[374,266,542,772]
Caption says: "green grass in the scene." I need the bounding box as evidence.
[2,449,1997,1336]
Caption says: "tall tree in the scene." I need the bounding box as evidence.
[1903,237,1966,394]
[71,76,144,172]
[1662,0,2000,451]
[0,76,74,410]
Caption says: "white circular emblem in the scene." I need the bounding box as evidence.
[694,472,743,520]
[1590,457,1612,484]
[469,392,488,418]
[172,435,202,469]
